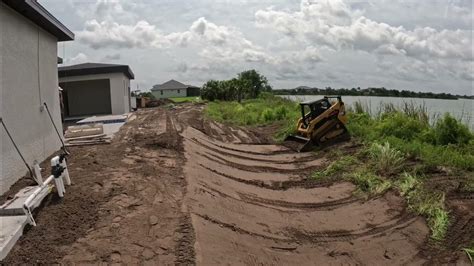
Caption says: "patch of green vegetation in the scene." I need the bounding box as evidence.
[345,170,392,197]
[396,173,449,241]
[312,155,358,180]
[347,103,474,171]
[462,247,474,263]
[170,96,201,103]
[368,142,405,175]
[205,94,300,139]
[459,177,474,192]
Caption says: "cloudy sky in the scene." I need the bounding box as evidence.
[43,0,473,95]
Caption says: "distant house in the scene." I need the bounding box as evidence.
[58,63,135,118]
[151,80,200,99]
[0,0,74,194]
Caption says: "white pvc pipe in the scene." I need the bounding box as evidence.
[51,156,65,197]
[23,175,54,208]
[61,160,71,186]
[33,163,43,185]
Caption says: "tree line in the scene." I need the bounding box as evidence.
[201,70,272,102]
[273,87,473,100]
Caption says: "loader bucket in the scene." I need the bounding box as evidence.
[283,135,313,152]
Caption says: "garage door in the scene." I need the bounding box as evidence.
[60,79,112,117]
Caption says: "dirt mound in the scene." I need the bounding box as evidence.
[145,98,173,108]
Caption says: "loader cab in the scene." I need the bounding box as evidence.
[299,96,342,127]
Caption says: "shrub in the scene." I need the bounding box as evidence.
[376,112,429,140]
[434,113,472,145]
[369,142,405,175]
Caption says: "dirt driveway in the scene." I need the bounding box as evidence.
[4,104,471,264]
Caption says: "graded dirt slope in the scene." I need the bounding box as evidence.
[175,106,430,265]
[3,103,471,265]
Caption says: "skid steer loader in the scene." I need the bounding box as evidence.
[284,96,350,152]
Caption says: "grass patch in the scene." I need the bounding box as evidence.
[312,155,358,180]
[347,104,474,171]
[346,170,392,197]
[368,142,405,176]
[205,94,300,139]
[170,96,201,103]
[396,173,449,241]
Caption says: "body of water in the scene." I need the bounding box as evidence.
[282,95,474,129]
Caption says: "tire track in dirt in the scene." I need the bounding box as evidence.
[197,163,335,190]
[188,137,319,164]
[192,211,418,243]
[173,105,430,265]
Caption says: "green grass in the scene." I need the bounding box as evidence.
[396,173,449,241]
[345,170,392,197]
[205,95,300,139]
[347,105,474,171]
[170,96,201,103]
[312,155,358,180]
[463,247,474,263]
[368,142,405,176]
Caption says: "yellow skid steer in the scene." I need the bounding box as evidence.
[284,96,350,152]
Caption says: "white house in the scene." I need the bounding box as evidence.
[0,0,74,194]
[151,79,200,99]
[58,63,135,117]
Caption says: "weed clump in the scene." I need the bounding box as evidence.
[312,156,357,180]
[369,142,405,175]
[347,171,391,196]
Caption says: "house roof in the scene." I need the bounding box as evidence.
[151,79,197,91]
[58,63,135,79]
[2,0,74,41]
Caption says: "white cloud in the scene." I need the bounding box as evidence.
[65,53,89,65]
[44,0,472,94]
[103,53,121,60]
[255,0,473,61]
[77,16,272,64]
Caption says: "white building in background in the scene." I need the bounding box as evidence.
[151,79,200,99]
[58,63,135,118]
[0,0,74,194]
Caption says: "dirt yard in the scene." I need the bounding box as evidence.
[4,104,472,264]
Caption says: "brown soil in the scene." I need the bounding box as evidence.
[3,103,472,264]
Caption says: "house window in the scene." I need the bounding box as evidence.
[161,90,163,95]
[178,89,180,94]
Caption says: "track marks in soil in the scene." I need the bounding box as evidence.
[175,106,430,265]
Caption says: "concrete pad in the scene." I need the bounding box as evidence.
[0,186,52,261]
[103,123,125,138]
[0,216,28,261]
[77,114,128,124]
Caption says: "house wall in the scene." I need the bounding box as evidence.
[151,88,187,99]
[59,72,131,115]
[60,79,112,116]
[0,3,63,194]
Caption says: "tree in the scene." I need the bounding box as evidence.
[238,70,272,99]
[200,70,272,101]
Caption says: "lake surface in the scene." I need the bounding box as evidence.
[282,95,474,129]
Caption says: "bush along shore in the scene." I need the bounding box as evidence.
[205,94,473,245]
